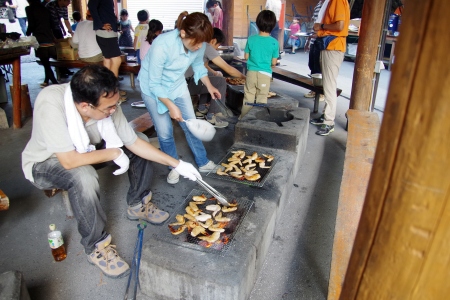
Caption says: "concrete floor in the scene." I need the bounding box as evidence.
[0,34,389,299]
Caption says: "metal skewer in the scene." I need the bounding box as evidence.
[196,177,230,207]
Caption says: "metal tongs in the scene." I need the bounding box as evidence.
[213,98,234,117]
[196,176,230,207]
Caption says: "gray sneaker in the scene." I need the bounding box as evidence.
[198,160,216,173]
[127,191,169,224]
[167,169,179,184]
[87,235,130,279]
[207,115,228,128]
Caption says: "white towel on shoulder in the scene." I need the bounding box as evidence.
[64,85,123,153]
[316,0,330,24]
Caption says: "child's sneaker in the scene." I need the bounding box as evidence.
[127,191,169,224]
[87,235,130,279]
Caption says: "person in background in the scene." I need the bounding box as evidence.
[265,0,282,57]
[71,10,81,31]
[9,0,29,33]
[133,10,149,65]
[286,17,300,54]
[71,10,103,63]
[45,0,73,38]
[310,0,350,136]
[139,11,220,185]
[186,27,245,128]
[139,19,163,62]
[304,0,324,100]
[25,0,58,87]
[45,0,73,78]
[206,0,223,30]
[118,8,133,48]
[22,65,201,279]
[240,10,278,119]
[88,0,125,101]
[1,0,16,23]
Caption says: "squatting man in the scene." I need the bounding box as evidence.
[22,65,202,278]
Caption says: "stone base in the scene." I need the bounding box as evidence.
[139,98,310,300]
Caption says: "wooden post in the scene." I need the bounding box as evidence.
[222,0,234,46]
[340,0,450,299]
[12,57,21,128]
[349,0,388,111]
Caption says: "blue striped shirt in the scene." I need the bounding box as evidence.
[139,29,208,114]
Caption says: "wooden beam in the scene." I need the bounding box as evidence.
[349,0,388,111]
[222,0,234,46]
[340,0,450,298]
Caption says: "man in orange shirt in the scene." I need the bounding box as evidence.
[309,0,350,136]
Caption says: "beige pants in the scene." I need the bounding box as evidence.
[320,50,344,125]
[240,70,271,118]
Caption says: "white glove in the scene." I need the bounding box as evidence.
[174,160,201,181]
[214,71,223,77]
[113,148,130,175]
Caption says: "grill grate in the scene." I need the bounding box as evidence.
[155,189,254,255]
[206,147,276,187]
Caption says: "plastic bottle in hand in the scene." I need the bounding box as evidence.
[48,224,67,262]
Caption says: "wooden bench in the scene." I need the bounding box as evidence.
[37,59,141,88]
[45,112,154,219]
[233,56,342,113]
[271,66,342,113]
[327,109,380,300]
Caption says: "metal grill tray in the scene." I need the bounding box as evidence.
[155,189,254,255]
[206,147,276,187]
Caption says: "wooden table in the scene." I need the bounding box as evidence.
[0,47,30,128]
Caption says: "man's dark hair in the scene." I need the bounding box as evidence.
[256,10,277,33]
[137,10,149,22]
[70,65,119,106]
[212,27,225,44]
[72,11,81,22]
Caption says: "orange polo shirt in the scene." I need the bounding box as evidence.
[317,0,350,52]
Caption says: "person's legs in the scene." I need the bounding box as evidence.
[141,92,179,161]
[18,17,27,35]
[96,35,122,77]
[123,145,154,207]
[122,137,169,223]
[320,50,344,126]
[32,157,107,254]
[240,71,258,118]
[204,76,227,115]
[255,72,271,104]
[174,89,210,167]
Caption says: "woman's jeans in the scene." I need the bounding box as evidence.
[31,146,154,254]
[141,89,210,167]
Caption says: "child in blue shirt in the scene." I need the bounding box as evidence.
[240,10,279,119]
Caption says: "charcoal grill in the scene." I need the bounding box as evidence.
[155,189,254,255]
[206,147,276,187]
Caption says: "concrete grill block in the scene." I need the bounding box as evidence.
[235,106,310,152]
[138,95,309,299]
[139,198,278,300]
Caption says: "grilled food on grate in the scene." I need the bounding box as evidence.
[216,150,273,181]
[226,77,246,85]
[168,195,239,247]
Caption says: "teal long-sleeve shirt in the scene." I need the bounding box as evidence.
[139,29,208,114]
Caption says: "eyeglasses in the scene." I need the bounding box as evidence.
[89,101,121,116]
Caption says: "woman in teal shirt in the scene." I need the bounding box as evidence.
[140,11,221,185]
